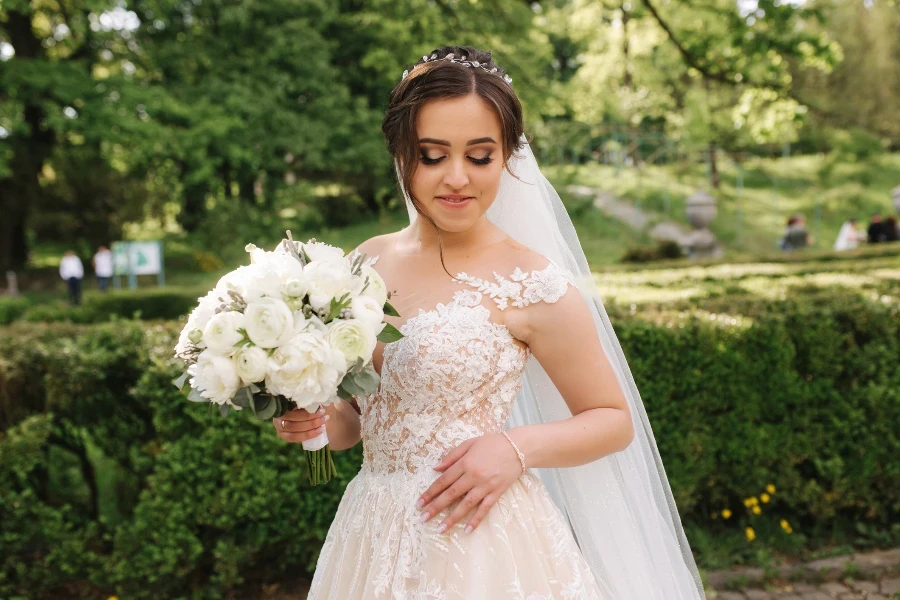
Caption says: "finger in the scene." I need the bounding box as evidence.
[275,413,329,433]
[417,462,464,511]
[437,487,487,534]
[420,472,473,525]
[282,406,325,422]
[277,426,327,444]
[433,439,474,472]
[463,492,500,534]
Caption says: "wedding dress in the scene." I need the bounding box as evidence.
[308,260,605,599]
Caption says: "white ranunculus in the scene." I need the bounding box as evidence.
[325,319,377,368]
[303,241,346,265]
[282,276,308,299]
[175,289,222,356]
[233,345,268,384]
[304,260,359,311]
[350,295,385,334]
[216,263,282,301]
[359,265,388,307]
[203,311,246,356]
[265,330,347,408]
[244,297,294,348]
[189,350,241,407]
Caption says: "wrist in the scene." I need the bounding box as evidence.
[501,430,527,474]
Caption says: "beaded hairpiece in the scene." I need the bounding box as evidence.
[401,52,513,86]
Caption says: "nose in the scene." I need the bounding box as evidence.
[442,157,470,190]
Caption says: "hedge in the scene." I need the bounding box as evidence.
[0,289,201,325]
[1,291,898,597]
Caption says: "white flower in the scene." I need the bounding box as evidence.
[202,311,246,356]
[304,260,360,311]
[189,350,241,407]
[175,289,221,356]
[325,318,377,368]
[233,345,268,384]
[359,265,388,307]
[303,241,346,264]
[265,330,347,408]
[244,297,295,348]
[350,295,385,334]
[216,263,282,301]
[282,276,308,298]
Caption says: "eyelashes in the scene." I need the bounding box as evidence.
[419,153,494,166]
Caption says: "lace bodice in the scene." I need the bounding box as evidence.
[359,261,576,475]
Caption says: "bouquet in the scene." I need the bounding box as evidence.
[173,232,402,484]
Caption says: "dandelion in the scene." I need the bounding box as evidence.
[766,484,776,494]
[721,509,732,519]
[743,497,759,507]
[752,505,762,515]
[760,493,770,503]
[745,527,756,542]
[780,519,793,534]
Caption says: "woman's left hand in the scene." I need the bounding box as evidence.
[416,432,524,535]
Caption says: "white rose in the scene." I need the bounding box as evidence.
[189,350,241,407]
[304,260,359,311]
[202,311,246,356]
[325,319,377,368]
[350,295,385,334]
[303,241,346,265]
[233,345,268,384]
[175,289,220,356]
[359,265,388,307]
[265,330,347,408]
[244,297,295,348]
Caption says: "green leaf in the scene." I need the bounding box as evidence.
[187,388,207,403]
[172,371,189,389]
[254,395,279,421]
[336,386,353,401]
[340,376,365,397]
[232,387,254,409]
[349,356,365,375]
[383,301,400,317]
[218,404,231,417]
[377,322,404,343]
[352,367,380,393]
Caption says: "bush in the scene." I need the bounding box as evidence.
[4,289,202,324]
[0,290,898,596]
[621,240,684,263]
[0,297,29,324]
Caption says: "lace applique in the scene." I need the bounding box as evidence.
[454,261,576,311]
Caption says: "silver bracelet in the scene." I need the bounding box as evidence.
[501,430,526,474]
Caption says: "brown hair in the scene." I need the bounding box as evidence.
[381,45,525,273]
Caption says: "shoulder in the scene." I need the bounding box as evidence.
[352,232,397,265]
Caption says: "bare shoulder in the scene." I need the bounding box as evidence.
[495,238,568,277]
[354,232,398,261]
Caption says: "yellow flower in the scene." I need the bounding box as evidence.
[745,527,756,542]
[721,509,732,519]
[752,505,762,515]
[766,484,776,494]
[743,497,759,507]
[108,597,119,600]
[780,519,793,534]
[760,493,770,503]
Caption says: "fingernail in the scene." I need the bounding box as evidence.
[324,415,331,421]
[415,499,424,509]
[317,407,325,414]
[436,523,447,534]
[419,512,430,522]
[464,525,473,535]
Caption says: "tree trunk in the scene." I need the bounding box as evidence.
[708,143,721,189]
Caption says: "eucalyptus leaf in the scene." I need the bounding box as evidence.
[254,395,279,421]
[336,386,353,401]
[349,357,365,375]
[377,323,404,343]
[232,387,254,409]
[218,404,231,417]
[252,395,271,417]
[172,371,189,389]
[383,301,400,318]
[340,377,366,397]
[187,388,208,403]
[353,367,380,393]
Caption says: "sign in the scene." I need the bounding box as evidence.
[111,241,165,289]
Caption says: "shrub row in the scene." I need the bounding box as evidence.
[0,289,201,325]
[1,291,898,597]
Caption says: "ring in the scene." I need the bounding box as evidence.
[281,419,287,431]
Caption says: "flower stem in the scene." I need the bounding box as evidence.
[305,446,337,485]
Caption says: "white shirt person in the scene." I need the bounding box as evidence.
[93,246,114,291]
[59,250,84,305]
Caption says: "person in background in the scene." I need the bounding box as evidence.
[92,245,114,292]
[885,216,899,242]
[60,250,84,305]
[868,213,888,243]
[833,218,864,251]
[781,214,811,252]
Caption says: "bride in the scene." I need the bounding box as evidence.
[274,45,706,600]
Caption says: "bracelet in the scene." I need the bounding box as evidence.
[501,431,526,475]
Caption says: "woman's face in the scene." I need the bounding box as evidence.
[409,93,505,233]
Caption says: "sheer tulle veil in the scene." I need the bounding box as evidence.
[397,137,706,599]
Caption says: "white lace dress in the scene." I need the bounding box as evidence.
[307,262,604,600]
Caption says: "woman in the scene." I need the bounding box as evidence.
[833,218,863,251]
[275,46,705,599]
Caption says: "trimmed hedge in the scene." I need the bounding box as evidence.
[0,289,201,325]
[1,291,899,597]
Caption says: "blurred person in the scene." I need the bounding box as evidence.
[833,218,864,251]
[92,245,114,292]
[868,213,888,243]
[781,214,811,252]
[885,216,899,242]
[59,250,84,305]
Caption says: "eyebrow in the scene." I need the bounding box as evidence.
[418,137,497,147]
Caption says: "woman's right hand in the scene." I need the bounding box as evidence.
[273,407,329,443]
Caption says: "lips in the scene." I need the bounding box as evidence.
[436,195,473,210]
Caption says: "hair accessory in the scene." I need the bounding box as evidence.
[401,52,513,86]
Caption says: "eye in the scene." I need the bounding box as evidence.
[468,154,494,166]
[419,152,444,166]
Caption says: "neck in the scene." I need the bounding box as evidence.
[406,214,499,254]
